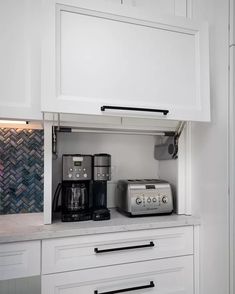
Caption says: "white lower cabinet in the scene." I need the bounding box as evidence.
[42,226,193,274]
[42,256,193,294]
[41,226,196,294]
[0,241,41,281]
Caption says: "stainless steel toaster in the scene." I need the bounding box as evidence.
[116,179,173,216]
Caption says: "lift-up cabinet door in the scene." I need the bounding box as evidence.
[41,0,210,122]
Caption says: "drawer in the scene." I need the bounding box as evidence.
[0,240,41,280]
[42,255,193,294]
[42,226,193,274]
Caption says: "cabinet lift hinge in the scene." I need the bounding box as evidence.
[51,113,185,161]
[154,121,186,160]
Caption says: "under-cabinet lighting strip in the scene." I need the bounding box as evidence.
[0,120,28,124]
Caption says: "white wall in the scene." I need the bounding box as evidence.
[191,0,230,293]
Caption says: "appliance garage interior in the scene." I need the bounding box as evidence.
[51,121,182,224]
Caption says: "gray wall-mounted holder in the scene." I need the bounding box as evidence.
[154,122,186,160]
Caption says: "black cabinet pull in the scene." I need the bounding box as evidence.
[94,281,155,294]
[94,241,154,254]
[100,105,169,115]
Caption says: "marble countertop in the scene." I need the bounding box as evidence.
[0,210,200,244]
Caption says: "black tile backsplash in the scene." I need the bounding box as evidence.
[0,128,44,214]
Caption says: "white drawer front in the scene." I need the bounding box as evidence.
[42,255,193,294]
[0,241,41,280]
[42,226,193,274]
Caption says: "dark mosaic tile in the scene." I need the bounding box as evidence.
[0,128,44,214]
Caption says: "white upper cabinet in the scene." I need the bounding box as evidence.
[123,0,189,18]
[230,0,235,45]
[41,0,210,122]
[0,0,42,120]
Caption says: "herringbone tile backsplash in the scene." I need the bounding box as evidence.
[0,128,44,214]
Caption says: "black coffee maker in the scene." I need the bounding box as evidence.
[61,154,93,222]
[92,154,111,221]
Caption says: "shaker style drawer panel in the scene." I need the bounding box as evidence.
[0,241,41,280]
[42,255,193,294]
[42,226,193,274]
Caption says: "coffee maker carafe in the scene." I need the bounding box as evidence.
[61,155,92,222]
[92,154,111,221]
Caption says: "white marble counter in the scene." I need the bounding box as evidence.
[0,210,200,244]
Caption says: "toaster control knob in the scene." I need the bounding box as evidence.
[162,196,168,204]
[136,198,142,205]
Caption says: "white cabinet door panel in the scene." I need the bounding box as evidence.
[0,0,42,120]
[60,11,195,107]
[42,256,193,294]
[42,2,210,121]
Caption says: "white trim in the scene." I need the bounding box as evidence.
[177,127,186,214]
[174,0,187,18]
[230,0,234,46]
[177,122,192,215]
[193,225,200,294]
[43,121,53,225]
[186,0,193,19]
[229,46,234,294]
[185,122,192,215]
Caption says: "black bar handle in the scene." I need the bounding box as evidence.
[94,281,155,294]
[94,241,154,254]
[100,105,169,115]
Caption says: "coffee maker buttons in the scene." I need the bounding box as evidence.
[68,173,72,178]
[76,174,80,178]
[69,168,73,172]
[84,173,87,178]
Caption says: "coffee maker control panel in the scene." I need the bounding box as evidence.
[63,155,92,181]
[93,154,111,181]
